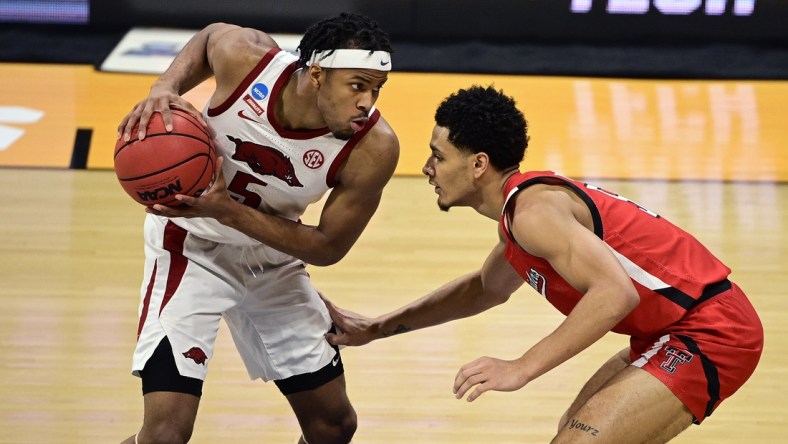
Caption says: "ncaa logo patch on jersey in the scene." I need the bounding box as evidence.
[527,268,547,297]
[251,83,269,100]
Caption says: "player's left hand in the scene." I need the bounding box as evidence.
[453,356,529,402]
[147,156,237,219]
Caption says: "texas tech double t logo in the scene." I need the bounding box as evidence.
[660,346,693,374]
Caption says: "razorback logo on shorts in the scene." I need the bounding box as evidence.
[660,345,693,374]
[182,347,208,365]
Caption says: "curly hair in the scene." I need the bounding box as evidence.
[297,12,393,68]
[435,86,529,171]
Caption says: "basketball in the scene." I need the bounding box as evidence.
[114,109,216,207]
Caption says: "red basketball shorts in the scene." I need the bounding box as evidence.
[630,281,763,424]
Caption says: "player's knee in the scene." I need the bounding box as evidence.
[303,410,357,444]
[557,410,570,433]
[137,420,194,444]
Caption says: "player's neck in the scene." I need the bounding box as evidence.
[474,167,519,220]
[276,69,325,131]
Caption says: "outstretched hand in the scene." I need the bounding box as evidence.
[453,356,529,402]
[146,157,237,219]
[321,293,378,347]
[117,83,206,141]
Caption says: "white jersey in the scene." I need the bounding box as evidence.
[170,48,381,252]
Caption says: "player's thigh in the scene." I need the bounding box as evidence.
[553,366,693,444]
[559,348,630,430]
[284,374,355,428]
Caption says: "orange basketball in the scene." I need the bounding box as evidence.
[114,109,216,207]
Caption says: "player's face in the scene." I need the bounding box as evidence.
[422,125,477,212]
[316,68,388,140]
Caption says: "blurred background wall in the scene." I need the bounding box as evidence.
[88,0,788,44]
[2,1,787,78]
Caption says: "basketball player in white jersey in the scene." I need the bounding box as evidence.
[117,13,398,444]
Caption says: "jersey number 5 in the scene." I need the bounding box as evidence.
[227,172,268,209]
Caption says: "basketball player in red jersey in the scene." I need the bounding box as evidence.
[116,13,398,444]
[324,86,763,443]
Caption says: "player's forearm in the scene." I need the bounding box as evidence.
[517,288,636,382]
[155,23,225,95]
[371,271,506,339]
[218,201,352,266]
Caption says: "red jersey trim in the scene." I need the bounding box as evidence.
[137,260,157,339]
[160,221,188,315]
[207,47,281,117]
[326,109,381,188]
[503,173,604,241]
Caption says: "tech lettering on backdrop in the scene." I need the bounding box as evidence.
[570,0,756,16]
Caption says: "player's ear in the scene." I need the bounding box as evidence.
[308,65,323,88]
[472,153,490,178]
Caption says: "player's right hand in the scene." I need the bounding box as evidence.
[117,83,206,141]
[453,356,530,402]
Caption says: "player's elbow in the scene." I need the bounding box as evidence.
[481,290,512,309]
[474,271,513,310]
[585,281,639,326]
[307,253,341,267]
[617,285,640,315]
[308,245,350,267]
[311,256,342,267]
[205,22,233,32]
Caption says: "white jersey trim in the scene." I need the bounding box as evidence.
[605,244,670,291]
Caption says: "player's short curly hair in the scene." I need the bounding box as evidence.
[297,12,393,68]
[435,86,529,171]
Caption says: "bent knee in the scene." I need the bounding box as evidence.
[303,410,358,444]
[557,410,570,433]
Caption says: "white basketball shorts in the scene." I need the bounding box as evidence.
[132,214,337,382]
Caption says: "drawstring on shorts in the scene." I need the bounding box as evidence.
[240,246,265,277]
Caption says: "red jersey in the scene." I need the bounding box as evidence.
[500,171,732,340]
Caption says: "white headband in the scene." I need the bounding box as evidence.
[308,49,392,71]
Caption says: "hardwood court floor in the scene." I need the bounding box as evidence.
[1,63,787,442]
[0,169,786,444]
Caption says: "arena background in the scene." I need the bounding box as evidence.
[1,2,788,443]
[2,0,788,79]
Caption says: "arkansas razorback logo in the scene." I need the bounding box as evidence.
[182,347,208,365]
[227,135,303,187]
